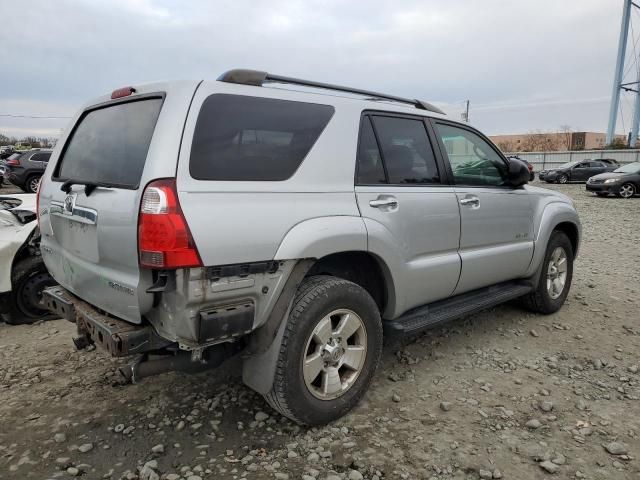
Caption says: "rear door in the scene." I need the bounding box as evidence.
[355,113,461,315]
[587,160,607,177]
[431,120,534,294]
[39,84,199,323]
[571,162,591,181]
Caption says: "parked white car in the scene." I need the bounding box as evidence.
[0,194,56,324]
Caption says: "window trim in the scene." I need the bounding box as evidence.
[429,118,514,189]
[52,92,166,190]
[355,110,447,187]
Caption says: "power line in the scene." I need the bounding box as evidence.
[0,114,71,119]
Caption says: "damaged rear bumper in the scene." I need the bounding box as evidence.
[42,286,171,356]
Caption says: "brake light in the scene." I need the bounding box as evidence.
[36,177,41,225]
[138,179,202,269]
[111,86,136,99]
[6,158,19,166]
[527,164,534,172]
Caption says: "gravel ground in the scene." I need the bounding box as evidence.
[1,182,639,480]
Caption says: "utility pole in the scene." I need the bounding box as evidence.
[606,0,632,145]
[461,100,470,123]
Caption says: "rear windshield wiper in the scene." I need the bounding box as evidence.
[60,180,113,197]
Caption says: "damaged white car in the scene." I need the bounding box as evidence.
[0,194,56,324]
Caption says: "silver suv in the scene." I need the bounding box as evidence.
[39,70,580,425]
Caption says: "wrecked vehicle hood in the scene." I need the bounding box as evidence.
[1,194,38,294]
[0,194,37,226]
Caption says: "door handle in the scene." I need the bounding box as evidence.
[369,198,398,208]
[459,197,480,207]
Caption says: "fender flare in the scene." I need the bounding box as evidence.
[273,215,367,260]
[525,201,581,278]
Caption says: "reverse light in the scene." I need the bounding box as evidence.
[138,179,202,269]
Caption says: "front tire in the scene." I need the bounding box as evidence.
[521,231,573,314]
[617,182,636,198]
[264,276,383,425]
[557,174,568,184]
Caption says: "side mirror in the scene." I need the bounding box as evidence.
[505,158,530,187]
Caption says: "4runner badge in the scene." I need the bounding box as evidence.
[63,193,76,214]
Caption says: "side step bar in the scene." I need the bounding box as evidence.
[384,281,533,338]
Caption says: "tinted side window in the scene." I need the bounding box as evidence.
[31,153,51,162]
[435,123,506,186]
[356,117,386,184]
[190,95,334,181]
[371,116,440,184]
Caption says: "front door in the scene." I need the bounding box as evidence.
[571,162,592,181]
[355,113,461,317]
[431,121,534,295]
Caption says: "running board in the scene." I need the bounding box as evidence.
[383,281,533,338]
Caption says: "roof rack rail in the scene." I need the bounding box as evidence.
[217,69,445,115]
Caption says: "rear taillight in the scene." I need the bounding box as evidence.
[36,178,41,225]
[6,159,19,166]
[138,179,202,269]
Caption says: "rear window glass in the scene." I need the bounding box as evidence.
[56,98,163,188]
[190,94,334,181]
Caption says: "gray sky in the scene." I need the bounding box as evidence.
[0,0,632,138]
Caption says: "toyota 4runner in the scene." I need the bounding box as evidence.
[39,69,581,425]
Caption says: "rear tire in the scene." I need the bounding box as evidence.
[4,257,57,325]
[521,231,573,314]
[26,175,41,194]
[264,275,383,425]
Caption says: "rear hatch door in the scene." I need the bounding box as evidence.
[39,82,200,323]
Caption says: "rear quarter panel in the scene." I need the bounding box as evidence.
[176,82,364,266]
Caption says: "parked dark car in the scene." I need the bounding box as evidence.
[4,149,52,193]
[586,161,640,198]
[538,158,619,184]
[508,156,535,181]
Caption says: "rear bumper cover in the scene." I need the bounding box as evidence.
[42,286,171,356]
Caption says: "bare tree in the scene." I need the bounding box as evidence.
[520,131,560,152]
[496,140,515,153]
[558,125,573,150]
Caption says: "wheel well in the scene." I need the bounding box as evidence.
[306,251,388,312]
[554,222,579,256]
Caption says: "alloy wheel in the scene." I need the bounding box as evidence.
[302,309,367,400]
[546,247,568,300]
[619,183,635,199]
[28,176,40,193]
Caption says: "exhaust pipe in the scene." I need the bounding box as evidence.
[118,344,232,383]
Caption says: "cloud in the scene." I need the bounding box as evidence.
[0,0,628,137]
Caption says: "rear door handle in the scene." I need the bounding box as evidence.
[459,196,480,207]
[369,198,398,208]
